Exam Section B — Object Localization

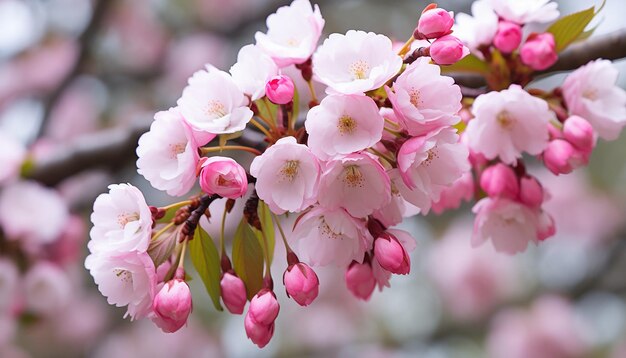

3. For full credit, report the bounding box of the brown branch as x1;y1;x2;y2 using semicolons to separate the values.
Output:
453;28;626;88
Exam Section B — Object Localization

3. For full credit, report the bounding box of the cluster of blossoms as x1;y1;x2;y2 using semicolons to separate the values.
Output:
83;0;626;348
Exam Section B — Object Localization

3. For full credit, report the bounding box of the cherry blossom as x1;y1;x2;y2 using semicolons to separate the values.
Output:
305;94;383;159
23;262;72;316
291;206;372;267
386;57;462;136
177;66;253;134
453;0;498;55
318;153;391;218
137;108;214;197
88;184;153;254
250;136;320;214
230;44;278;101
487;0;559;24
198;156;248;199
465;85;552;164
255;0;324;67
313;30;402;94
562;59;626;140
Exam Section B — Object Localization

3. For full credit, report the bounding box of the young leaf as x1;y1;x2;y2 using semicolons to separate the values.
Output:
219;131;244;148
547;5;597;52
157;201;188;224
232;219;265;300
252;200;275;265
440;54;489;74
189;226;223;311
254;98;278;123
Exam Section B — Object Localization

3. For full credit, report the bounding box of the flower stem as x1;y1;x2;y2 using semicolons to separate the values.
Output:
397;36;415;57
249;118;274;139
201;145;262;156
306;79;318;104
160;200;192;212
219;202;228;256
271;213;293;254
152;222;174;242
177;239;187;269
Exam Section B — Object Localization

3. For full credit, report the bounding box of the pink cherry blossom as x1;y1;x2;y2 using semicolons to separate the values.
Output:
255;0;324;67
230;44;278;101
562;59;626;140
520;33;558;71
0;181;69;245
373;170;420;227
305;94;383;159
137;108;214;197
0;131;25;185
244;311;275;348
318;153;391;218
220;272;247;315
248;289;280;326
519;176;544;208
283;262;319;306
313;30;403;94
152;277;193;333
542;139;588;175
396;128;470;213
417;8;454;39
291;206;372;267
0;258;19;312
431;171;475;214
88;184;153;254
373;234;410;275
453;0;498;55
198;156;248;199
250;136;320;214
345;261;376;300
472;197;545;254
177;66;253;134
429;35;469;65
85;251;157;320
386;57;462;136
487;0;559;24
487;296;586;358
265;75;295;104
23;262;72;316
465;84;552;164
480;163;519;199
493;20;522;54
562;115;595;152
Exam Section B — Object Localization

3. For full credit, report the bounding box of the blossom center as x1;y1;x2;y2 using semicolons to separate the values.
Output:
496;111;515;129
285;38;301;47
349;60;370;80
583;88;598;100
114;269;133;284
409;88;422;108
343;165;364;188
206;100;227;119
337;115;357;134
422;148;439;167
280;160;300;182
217;175;233;186
117;212;140;228
319;218;340;240
169;142;186;159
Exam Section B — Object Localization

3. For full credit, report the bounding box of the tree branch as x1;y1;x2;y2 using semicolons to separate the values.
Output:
453;28;626;88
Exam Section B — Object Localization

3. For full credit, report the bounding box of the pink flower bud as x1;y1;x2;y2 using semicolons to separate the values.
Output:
417;8;454;39
152;278;192;333
374;235;410;275
493;20;522;54
198;156;248;199
244;311;274;348
345;261;376;301
542;139;588;175
248;289;280;326
429;35;469;65
520;33;558;71
283;263;319;306
538;212;556;241
480;163;519;199
265;75;295;105
220;272;247;314
519;176;544;208
563;115;595;152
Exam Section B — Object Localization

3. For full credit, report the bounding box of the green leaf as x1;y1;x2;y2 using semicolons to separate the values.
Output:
547;4;598;52
157;202;188;224
253;201;275;265
440;54;489;74
232;219;265;300
189;226;223;311
254;98;278;123
291;85;300;127
219;131;243;148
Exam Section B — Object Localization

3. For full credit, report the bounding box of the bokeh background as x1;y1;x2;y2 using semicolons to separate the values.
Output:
1;0;626;357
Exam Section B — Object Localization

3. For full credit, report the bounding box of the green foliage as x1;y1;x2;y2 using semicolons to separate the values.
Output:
547;1;604;52
252;200;275;265
232;219;265;300
440;54;489;74
219;131;244;148
189;226;223;311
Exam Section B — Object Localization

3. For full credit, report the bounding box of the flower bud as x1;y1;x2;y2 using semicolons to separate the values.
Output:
265;75;295;105
198;156;248;199
480;163;519;199
248;289;280;326
538;212;556;241
519;176;544;208
417;8;454;39
493;20;522;54
429;35;469;65
345;261;376;301
283;263;319;306
220;272;247;314
563;115;595;152
374;235;410;275
542;139;588;175
244;311;274;348
152;278;193;333
520;33;558;71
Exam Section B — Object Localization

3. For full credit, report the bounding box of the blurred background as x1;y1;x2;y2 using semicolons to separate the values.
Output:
1;0;626;357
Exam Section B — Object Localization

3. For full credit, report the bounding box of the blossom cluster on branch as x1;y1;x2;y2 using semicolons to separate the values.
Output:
72;0;626;348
